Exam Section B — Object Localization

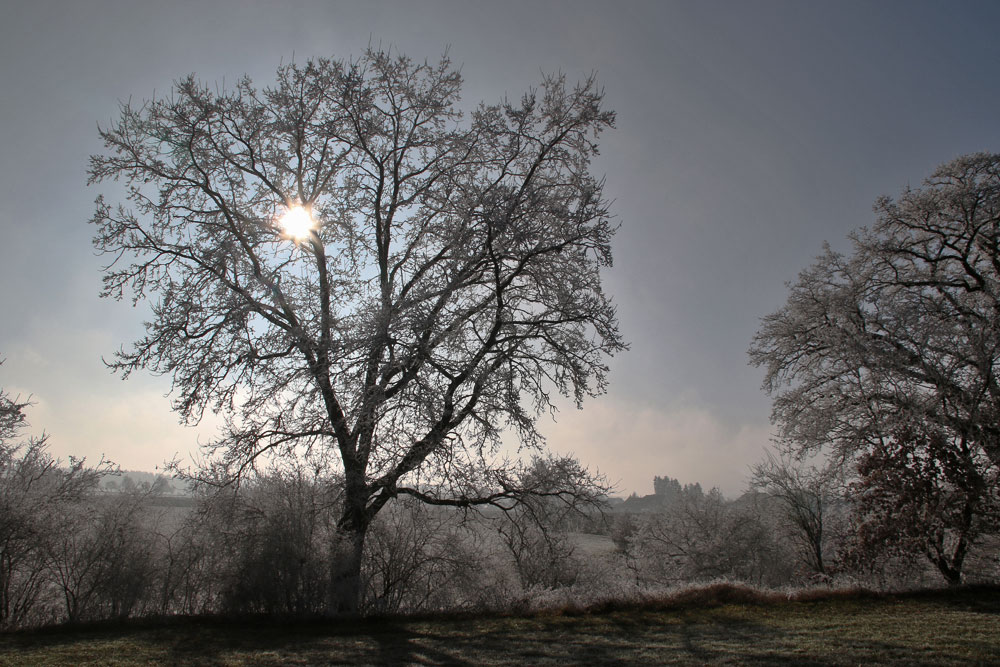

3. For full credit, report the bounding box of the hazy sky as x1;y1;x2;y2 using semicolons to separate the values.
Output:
2;1;999;496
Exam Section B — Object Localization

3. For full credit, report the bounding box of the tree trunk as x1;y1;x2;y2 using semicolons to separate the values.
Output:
935;557;963;587
329;485;370;615
929;502;973;587
329;527;366;615
928;532;968;587
808;526;826;576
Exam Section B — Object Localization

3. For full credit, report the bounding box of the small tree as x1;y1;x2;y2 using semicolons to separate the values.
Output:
89;48;623;613
495;456;605;591
750;452;843;578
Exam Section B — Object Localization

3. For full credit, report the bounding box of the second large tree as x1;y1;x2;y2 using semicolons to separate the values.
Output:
750;153;1000;582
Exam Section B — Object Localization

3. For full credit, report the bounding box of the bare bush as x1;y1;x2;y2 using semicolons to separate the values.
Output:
45;488;159;622
362;500;482;614
493;505;581;591
152;512;219;616
0;369;111;629
621;488;794;588
0;439;104;628
199;468;340;616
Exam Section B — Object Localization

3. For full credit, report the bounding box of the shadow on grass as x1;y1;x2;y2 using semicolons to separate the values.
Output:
2;585;998;665
0;612;786;665
156;618;484;666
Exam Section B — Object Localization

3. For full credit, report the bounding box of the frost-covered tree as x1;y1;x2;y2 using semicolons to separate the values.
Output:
89;49;622;613
751;153;1000;465
750;453;843;577
750;153;1000;581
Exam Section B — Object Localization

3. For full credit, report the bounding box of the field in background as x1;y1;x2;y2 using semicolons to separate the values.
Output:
2;584;997;666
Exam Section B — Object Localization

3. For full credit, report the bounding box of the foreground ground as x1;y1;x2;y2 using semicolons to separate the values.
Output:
1;585;998;665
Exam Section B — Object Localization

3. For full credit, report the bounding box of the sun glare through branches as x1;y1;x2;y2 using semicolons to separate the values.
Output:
278;205;316;241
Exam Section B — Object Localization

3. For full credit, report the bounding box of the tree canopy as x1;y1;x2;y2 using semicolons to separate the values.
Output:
751;153;1000;462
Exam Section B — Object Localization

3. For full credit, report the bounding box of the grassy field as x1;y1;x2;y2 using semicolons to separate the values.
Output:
1;585;997;665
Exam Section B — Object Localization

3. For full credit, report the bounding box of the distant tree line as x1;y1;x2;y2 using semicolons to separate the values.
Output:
653;476;703;500
2;369;998;629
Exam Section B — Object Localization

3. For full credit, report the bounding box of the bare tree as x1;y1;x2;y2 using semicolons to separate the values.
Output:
362;498;475;614
750;452;843;578
88;49;623;613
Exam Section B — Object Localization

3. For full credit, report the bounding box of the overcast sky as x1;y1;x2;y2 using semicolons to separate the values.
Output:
2;0;999;496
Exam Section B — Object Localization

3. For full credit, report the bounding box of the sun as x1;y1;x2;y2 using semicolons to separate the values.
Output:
278;205;316;241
